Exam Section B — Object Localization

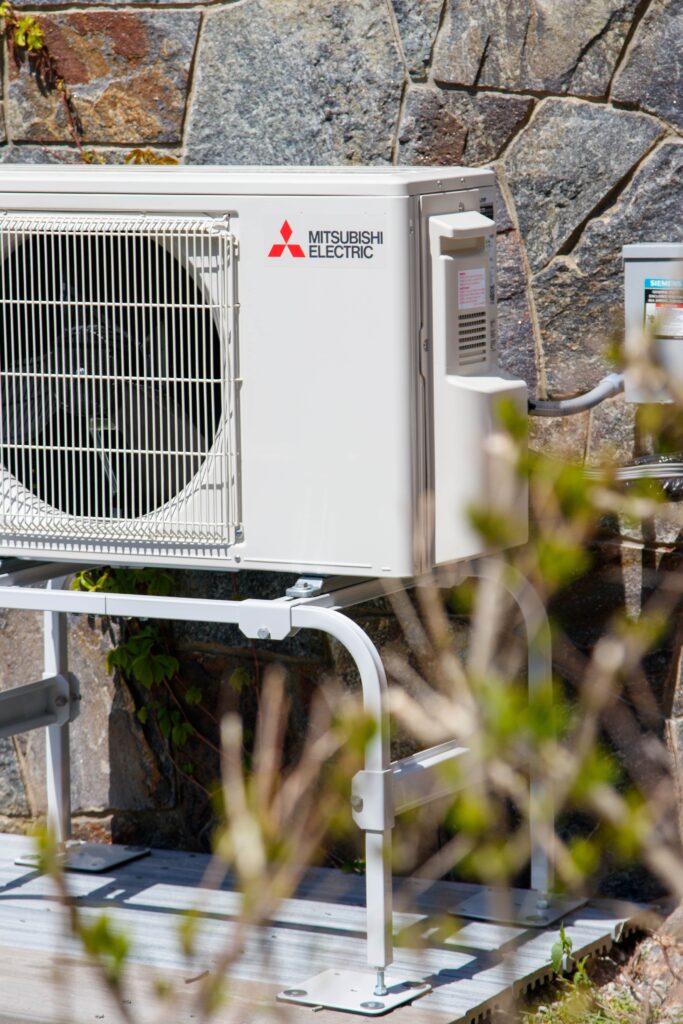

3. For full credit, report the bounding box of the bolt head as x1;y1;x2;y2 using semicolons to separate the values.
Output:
351;795;363;812
257;627;270;640
55;696;68;708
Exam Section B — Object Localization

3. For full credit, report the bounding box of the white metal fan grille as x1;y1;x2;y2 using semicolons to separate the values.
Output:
0;213;236;546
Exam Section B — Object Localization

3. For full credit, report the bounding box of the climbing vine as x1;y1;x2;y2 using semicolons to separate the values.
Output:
0;2;178;165
72;567;217;791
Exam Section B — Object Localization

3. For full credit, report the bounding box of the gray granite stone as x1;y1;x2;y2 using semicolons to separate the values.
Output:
503;100;662;272
0;739;29;818
496;228;537;390
433;0;639;96
8;11;199;145
0;146;180;164
185;0;404;165
615;508;683;549
533;256;619;396
493;181;515;233
612;0;683;131
529;412;590;461
19;0;200;4
534;141;683;399
665;642;683;720
0;610;171;821
397;87;533;166
397;88;466;164
69;616;174;814
587;394;637;466
390;0;443;79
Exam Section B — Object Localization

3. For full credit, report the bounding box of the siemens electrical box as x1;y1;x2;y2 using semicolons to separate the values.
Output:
0;166;527;577
624;243;683;402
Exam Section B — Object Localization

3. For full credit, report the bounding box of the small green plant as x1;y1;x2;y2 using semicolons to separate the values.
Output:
137;699;192;748
551;922;591;985
106;624;179;690
0;1;93;160
72;567;202;765
551;922;574;974
524;987;644;1024
72;566;173;596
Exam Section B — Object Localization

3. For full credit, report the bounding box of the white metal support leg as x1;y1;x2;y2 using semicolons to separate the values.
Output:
467;560;553;896
279;604;430;1014
292;607;393;984
44;579;71;844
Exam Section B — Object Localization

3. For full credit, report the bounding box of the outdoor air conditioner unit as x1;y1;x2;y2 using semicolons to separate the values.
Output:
0;166;527;578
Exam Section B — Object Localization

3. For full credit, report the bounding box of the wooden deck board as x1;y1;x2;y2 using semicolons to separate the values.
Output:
0;833;647;1024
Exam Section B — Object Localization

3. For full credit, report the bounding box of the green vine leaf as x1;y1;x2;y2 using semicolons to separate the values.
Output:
550;922;573;974
229;667;253;693
124;148;179;166
171;720;193;748
550;938;565;974
15;15;43;50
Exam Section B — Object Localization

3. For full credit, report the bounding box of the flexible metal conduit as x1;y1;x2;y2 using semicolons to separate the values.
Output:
586;461;683;485
528;373;624;417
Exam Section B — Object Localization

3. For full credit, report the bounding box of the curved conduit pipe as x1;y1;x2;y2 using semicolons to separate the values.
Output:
528;372;624;417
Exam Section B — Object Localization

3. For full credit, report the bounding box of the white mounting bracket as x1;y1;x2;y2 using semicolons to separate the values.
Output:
351;768;395;831
0;557;560;1016
278;970;431;1015
0;673;79;740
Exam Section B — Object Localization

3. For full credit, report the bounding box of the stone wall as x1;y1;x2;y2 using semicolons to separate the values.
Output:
0;0;682;850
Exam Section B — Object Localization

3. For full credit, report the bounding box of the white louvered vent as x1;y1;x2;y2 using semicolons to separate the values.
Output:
458;311;488;367
0;214;236;546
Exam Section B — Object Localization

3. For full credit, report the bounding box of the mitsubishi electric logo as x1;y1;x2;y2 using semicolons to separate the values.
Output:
268;220;385;261
268;220;306;258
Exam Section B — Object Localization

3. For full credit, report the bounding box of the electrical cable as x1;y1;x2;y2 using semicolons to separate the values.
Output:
585;454;683;502
528;372;624;417
527;371;683;499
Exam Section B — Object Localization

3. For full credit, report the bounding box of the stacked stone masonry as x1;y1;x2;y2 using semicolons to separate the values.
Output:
0;0;682;851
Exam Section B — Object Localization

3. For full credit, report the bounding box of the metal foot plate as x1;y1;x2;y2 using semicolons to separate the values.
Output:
455;887;586;928
278;970;430;1015
16;842;150;873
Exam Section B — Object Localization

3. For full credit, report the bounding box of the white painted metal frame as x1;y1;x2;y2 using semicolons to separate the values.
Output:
0;557;554;1011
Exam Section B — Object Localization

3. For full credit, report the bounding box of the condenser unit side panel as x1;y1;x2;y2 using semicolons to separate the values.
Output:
233;195;417;577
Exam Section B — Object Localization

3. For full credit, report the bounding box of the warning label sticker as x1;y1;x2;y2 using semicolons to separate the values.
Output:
458;268;487;310
644;277;683;340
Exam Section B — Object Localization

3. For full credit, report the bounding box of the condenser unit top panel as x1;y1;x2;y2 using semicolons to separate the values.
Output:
623;243;683;260
0;165;494;198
